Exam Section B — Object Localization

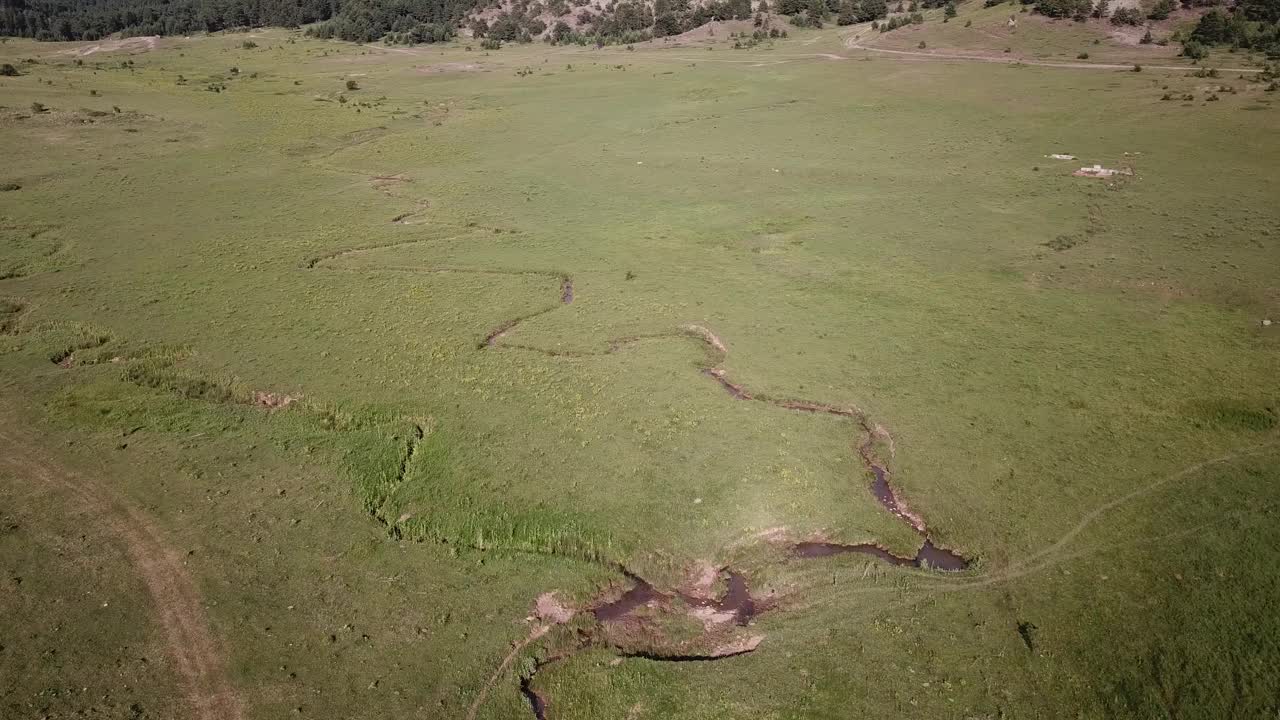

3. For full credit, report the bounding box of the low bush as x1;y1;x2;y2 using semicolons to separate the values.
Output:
1182;40;1209;59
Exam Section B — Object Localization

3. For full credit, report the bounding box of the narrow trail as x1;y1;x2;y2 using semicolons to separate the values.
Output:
838;30;1265;73
465;624;552;720
0;422;246;720
927;440;1280;592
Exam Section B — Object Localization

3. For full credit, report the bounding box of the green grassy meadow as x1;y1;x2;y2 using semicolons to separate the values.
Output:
2;16;1279;719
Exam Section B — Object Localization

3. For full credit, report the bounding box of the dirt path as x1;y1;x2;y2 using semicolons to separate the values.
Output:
839;32;1264;72
947;440;1280;589
465;624;552;720
0;422;246;720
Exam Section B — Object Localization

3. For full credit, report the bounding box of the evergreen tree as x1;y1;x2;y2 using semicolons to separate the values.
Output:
860;0;888;20
1147;0;1174;20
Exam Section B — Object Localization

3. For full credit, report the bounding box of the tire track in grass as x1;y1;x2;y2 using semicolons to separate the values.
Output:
0;421;246;720
465;624;553;720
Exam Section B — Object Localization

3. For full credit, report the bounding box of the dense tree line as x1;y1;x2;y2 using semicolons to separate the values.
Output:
1183;1;1280;57
16;0;1271;54
305;0;471;42
1;0;340;40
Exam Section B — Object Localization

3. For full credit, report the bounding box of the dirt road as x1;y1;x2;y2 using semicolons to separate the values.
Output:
0;423;245;720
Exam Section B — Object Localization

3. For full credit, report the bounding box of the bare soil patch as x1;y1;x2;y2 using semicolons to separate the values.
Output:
61;36;160;57
416;62;485;74
251;391;296;410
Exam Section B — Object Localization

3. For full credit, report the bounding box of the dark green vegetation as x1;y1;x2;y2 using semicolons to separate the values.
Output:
1186;4;1280;57
2;20;1280;720
0;0;338;40
7;0;1279;54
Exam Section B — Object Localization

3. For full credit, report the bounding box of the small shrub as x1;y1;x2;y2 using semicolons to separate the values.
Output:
0;183;20;192
1132;63;1142;72
0;63;18;76
1181;40;1207;60
1161;92;1173;100
30;101;46;113
965;19;972;25
242;40;258;49
1077;51;1089;59
918;40;927;48
1046;234;1083;251
1140;29;1153;44
481;38;502;50
345;79;359;90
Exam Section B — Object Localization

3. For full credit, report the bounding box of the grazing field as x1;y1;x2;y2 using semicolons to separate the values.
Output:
2;17;1279;720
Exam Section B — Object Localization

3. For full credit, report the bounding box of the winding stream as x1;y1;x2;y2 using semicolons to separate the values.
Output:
303;179;972;720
